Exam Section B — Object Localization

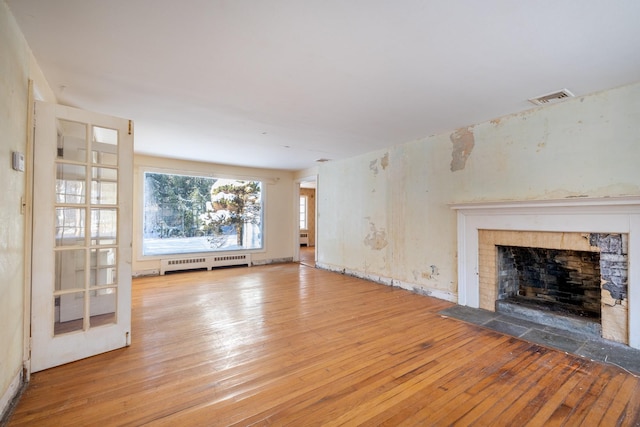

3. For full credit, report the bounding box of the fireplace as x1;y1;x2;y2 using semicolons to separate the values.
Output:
496;245;603;319
451;197;640;349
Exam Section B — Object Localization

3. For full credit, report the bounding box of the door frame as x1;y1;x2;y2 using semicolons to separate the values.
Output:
294;174;318;265
22;81;35;379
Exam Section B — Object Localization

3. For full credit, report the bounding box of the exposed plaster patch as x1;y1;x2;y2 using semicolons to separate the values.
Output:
364;222;388;250
450;127;475;172
369;159;379;175
421;265;440;280
380;152;389;170
431;265;439;276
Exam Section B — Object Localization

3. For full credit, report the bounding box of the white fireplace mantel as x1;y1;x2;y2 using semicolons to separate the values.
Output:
451;196;640;349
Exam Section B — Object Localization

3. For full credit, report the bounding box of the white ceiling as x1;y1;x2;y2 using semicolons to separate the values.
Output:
7;0;640;171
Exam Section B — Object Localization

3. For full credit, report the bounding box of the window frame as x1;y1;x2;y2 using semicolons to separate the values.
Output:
139;167;266;259
299;195;308;230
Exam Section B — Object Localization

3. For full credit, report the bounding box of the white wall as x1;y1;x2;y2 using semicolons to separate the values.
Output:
132;155;295;275
317;82;640;301
0;1;29;416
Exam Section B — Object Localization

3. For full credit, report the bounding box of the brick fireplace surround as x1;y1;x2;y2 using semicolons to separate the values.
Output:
451;197;640;349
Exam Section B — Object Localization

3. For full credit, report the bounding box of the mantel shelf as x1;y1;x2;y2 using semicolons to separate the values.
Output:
450;196;640;211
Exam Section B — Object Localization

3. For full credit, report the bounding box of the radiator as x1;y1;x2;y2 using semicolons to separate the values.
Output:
160;253;252;275
299;232;309;246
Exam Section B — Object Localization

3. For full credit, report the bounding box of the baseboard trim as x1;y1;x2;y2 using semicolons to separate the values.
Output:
132;269;160;277
251;257;293;266
0;369;24;424
316;262;457;303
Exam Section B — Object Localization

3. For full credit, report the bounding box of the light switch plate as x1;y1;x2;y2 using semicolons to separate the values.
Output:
12;151;25;172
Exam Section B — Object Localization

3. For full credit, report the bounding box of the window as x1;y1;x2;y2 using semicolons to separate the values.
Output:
143;171;262;256
300;196;307;230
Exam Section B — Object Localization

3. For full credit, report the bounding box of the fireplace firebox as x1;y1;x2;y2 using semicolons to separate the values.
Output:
496;246;602;319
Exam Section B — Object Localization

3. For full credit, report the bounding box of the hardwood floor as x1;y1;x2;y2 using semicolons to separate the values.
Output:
299;245;315;267
9;262;640;426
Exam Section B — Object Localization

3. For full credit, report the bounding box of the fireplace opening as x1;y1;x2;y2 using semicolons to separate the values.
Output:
496;246;601;320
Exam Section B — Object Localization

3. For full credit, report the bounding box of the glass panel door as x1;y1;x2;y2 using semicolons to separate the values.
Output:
31;101;132;372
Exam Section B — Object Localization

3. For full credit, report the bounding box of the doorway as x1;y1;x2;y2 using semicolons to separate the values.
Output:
299;179;316;267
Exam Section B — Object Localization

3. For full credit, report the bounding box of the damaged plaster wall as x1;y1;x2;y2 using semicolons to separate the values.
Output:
319;150;392;278
316;82;640;302
450;127;475;172
0;0;26;410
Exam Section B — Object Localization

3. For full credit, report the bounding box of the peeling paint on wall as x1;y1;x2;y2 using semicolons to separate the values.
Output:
430;264;439;276
380;152;389;170
450;127;475;172
364;222;388;250
370;153;389;176
369;159;379;175
421;265;440;280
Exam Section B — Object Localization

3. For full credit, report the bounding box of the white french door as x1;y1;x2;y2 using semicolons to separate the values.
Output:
31;101;133;372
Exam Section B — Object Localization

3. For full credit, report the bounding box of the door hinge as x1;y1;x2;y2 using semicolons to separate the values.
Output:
128;120;132;135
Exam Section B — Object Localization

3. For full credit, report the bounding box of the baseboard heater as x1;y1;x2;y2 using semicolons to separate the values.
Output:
160;253;252;275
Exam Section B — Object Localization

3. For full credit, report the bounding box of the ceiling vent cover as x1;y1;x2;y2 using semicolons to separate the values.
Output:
528;88;575;105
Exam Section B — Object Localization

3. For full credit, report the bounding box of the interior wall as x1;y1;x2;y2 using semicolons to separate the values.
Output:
300;188;316;246
132;155;295;275
0;1;29;416
317;82;640;302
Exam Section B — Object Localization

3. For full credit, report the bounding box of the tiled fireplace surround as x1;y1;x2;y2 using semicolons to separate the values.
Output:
452;197;640;349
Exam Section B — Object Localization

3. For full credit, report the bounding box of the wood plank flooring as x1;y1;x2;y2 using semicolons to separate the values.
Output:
9;262;640;426
299;245;315;267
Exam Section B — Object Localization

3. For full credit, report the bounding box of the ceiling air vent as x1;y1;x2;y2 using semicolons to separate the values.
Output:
528;88;575;106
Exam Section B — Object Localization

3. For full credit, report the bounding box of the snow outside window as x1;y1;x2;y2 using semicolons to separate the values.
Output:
142;171;263;256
